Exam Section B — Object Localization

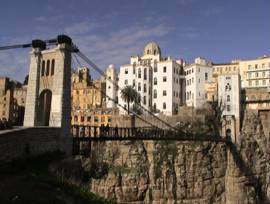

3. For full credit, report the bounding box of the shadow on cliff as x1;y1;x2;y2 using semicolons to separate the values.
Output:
227;142;269;203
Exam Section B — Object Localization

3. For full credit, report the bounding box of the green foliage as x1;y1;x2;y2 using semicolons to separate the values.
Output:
0;153;115;204
153;141;177;179
120;85;140;114
248;189;257;199
108;163;131;174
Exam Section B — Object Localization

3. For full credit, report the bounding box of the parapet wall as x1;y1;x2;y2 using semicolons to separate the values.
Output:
0;127;61;163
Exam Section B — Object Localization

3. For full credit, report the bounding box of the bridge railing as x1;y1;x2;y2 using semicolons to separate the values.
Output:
71;125;166;138
70;125;229;142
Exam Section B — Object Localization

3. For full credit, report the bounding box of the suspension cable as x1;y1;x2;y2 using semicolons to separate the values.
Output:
71;53;160;129
76;51;177;130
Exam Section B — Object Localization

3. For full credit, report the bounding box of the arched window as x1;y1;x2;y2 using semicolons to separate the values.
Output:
46;60;50;76
153;103;156;111
154;49;156;55
153;89;157;98
163;102;166;109
154;77;157;85
144;68;147;80
227;95;230;102
144;84;147;93
138;68;141;78
51;59;55;76
41;60;45;76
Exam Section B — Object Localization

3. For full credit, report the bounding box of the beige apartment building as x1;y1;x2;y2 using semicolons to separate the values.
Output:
0;77;26;125
71;67;115;127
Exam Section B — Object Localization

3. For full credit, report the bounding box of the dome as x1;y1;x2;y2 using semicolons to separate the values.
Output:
108;64;114;69
143;42;161;56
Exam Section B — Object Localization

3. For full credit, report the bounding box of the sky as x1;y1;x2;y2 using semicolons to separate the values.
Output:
0;0;269;82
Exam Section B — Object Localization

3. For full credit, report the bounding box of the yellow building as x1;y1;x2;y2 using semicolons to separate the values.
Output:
71;67;115;127
0;77;26;125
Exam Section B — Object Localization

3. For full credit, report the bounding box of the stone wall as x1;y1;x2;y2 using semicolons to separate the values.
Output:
0;127;61;163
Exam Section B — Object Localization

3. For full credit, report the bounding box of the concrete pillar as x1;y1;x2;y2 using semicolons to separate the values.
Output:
23;48;42;126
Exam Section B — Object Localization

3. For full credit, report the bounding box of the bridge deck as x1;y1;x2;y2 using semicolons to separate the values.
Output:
71;125;230;143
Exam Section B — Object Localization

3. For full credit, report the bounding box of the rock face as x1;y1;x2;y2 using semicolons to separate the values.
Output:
80;111;270;204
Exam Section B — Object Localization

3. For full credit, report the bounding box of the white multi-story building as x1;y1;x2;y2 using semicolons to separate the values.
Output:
184;57;213;108
106;42;185;115
218;74;241;142
105;64;118;108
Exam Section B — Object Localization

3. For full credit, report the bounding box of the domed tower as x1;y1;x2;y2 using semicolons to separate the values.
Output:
143;42;161;56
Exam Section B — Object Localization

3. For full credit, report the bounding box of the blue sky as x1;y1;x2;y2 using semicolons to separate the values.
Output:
0;0;269;81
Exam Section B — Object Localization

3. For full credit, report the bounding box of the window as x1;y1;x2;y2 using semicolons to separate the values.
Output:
144;84;147;93
87;116;91;122
138;82;141;91
205;73;208;80
154;90;157;98
248;65;251;70
133;67;135;74
249;81;252;86
94;117;99;122
255;64;258;69
163;102;166;109
144;68;147;80
51;59;55;76
163;66;166;72
132;79;135;87
225;83;231;91
248;73;252;78
153;103;157;110
255;72;259;77
227;105;231;112
143;96;146;105
41;60;45;76
138;69;141;78
46;60;50;76
262;63;265;68
227;95;230;102
154;77;157;85
163;76;167;82
74;116;78;122
262;72;265;77
154;60;157;72
263;80;266;85
125;69;128;74
81;116;84;122
256;80;259;86
125;79;128;85
163;90;167;96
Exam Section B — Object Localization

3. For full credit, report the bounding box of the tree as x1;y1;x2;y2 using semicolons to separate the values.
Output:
120;85;140;114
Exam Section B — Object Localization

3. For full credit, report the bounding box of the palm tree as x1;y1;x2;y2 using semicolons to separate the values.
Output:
120;85;140;114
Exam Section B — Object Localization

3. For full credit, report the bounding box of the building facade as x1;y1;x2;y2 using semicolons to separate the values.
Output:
107;42;185;115
0;77;26;125
218;74;241;142
184;57;213;108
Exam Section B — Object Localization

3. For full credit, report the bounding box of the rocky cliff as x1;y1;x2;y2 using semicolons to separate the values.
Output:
71;111;270;204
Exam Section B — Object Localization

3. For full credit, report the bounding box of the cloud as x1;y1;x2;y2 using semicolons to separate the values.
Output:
72;23;172;76
64;20;99;36
177;0;198;5
203;7;222;17
0;13;172;81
